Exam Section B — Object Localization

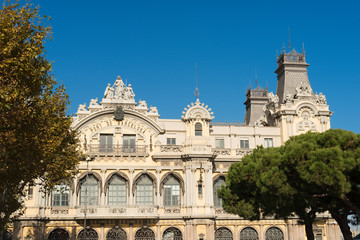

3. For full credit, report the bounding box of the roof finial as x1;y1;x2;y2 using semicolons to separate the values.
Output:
302;42;306;54
282;42;286;53
194;63;200;99
255;68;258;86
288;27;292;50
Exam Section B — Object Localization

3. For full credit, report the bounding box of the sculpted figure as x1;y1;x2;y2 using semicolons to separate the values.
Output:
316;92;327;104
114;78;124;99
138;99;147;108
284;92;293;103
78;103;87;112
149;106;158;114
104;83;114;99
124;84;135;100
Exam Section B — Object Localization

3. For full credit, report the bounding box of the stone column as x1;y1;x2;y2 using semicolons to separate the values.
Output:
260;223;263;240
234;225;239;240
129;169;134;205
129;222;134;240
156;169;161;206
206;222;214;240
157;225;161;239
185;164;192;214
204;163;213;213
101;169;106;205
73;176;78;206
100;225;104;240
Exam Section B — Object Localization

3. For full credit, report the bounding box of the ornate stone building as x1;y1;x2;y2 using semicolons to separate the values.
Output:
13;48;339;240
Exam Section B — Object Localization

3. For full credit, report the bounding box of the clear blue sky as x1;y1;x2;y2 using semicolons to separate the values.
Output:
34;0;360;133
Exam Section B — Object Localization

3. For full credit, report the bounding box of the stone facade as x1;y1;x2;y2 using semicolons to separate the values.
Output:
13;49;339;240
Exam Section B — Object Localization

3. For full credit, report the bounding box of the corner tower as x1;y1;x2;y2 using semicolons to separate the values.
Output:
275;48;312;103
244;86;269;125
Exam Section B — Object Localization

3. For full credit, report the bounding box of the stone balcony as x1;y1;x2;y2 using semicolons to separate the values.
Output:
87;144;147;157
73;205;159;219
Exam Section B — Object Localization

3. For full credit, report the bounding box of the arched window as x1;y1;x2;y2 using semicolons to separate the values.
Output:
52;183;70;207
135;228;155;240
108;175;127;205
213;177;226;207
80;175;99;206
106;227;127;240
163;175;180;206
240;227;258;240
48;228;70;240
162;227;182;240
265;227;283;240
195;123;202;136
214;227;233;240
78;228;98;240
136;174;154;205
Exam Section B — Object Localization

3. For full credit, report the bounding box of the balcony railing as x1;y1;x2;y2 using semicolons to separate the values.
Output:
88;144;147;156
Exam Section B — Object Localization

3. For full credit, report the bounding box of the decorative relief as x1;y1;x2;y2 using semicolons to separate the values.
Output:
295;81;312;97
297;109;317;131
213;149;231;155
164;208;181;214
192;146;207;152
138;207;155;213
108;207;127;214
51;209;69;215
80;208;97;214
103;76;135;101
84;116;150;134
236;149;253;156
284;91;294;103
160;145;183;152
182;98;214;121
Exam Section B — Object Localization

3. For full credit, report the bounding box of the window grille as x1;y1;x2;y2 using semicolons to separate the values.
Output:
265;227;283;240
195;123;202;136
52;183;70;207
163;175;180;206
136;174;154;205
106;227;127;240
214;227;233;240
108;175;127;205
135;228;155;240
213;177;226;207
80;175;99;206
48;228;70;240
240;227;258;240
78;228;98;240
162;227;183;240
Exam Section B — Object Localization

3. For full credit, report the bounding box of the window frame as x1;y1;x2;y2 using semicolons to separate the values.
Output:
166;138;176;145
264;138;274;148
107;175;127;205
215;138;225;148
195;123;202;136
79;175;99;206
52;183;70;207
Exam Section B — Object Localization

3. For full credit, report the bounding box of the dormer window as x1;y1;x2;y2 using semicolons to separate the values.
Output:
195;123;202;136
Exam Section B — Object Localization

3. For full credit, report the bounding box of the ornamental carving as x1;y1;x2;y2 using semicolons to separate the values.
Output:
236;149;253;156
103;76;135;101
80;208;97;214
213;149;231;155
164;208;181;214
297;109;317;132
108;207;127;214
160;145;183;152
138;207;155;213
182;99;214;121
51;209;69;215
295;82;312;97
106;227;127;240
135;228;155;240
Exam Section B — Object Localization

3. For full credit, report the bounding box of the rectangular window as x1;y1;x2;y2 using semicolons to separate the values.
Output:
52;184;70;206
198;183;203;198
123;135;136;153
27;185;33;200
240;139;249;149
264;138;273;148
215;138;224;148
99;134;113;152
167;138;176;145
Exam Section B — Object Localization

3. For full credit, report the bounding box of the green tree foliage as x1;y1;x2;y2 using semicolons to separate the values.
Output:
219;129;360;240
0;1;82;231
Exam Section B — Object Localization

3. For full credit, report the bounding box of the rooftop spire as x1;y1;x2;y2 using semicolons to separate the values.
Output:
194;63;200;99
288;27;292;50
